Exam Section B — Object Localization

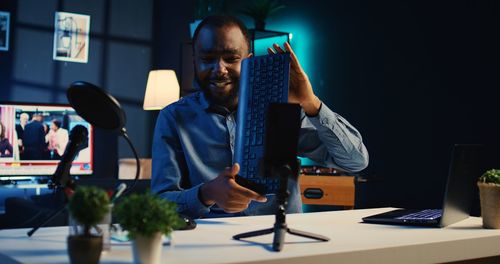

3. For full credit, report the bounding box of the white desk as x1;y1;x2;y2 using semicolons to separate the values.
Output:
1;208;500;264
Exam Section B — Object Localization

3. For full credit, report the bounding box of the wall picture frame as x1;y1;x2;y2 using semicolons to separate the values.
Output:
53;12;90;63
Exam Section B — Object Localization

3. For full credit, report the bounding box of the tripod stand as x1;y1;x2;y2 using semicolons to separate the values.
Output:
233;164;330;252
27;180;75;237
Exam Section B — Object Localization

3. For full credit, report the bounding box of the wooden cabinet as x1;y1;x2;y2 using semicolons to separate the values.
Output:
299;175;355;209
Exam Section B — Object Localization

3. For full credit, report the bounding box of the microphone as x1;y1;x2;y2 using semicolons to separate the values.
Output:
27;125;89;237
50;125;89;192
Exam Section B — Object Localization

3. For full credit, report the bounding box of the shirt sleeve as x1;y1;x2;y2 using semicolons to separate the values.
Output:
151;108;211;218
298;102;369;172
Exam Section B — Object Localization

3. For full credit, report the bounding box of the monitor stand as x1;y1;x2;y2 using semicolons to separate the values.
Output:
233;164;330;252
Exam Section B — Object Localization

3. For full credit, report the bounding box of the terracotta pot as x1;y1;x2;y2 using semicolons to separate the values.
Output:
132;232;163;264
478;182;500;229
67;235;103;264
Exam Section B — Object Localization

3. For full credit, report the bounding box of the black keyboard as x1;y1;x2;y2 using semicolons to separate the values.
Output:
234;53;291;194
396;209;443;220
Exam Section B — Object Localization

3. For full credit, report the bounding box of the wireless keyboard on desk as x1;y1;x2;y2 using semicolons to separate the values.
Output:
234;53;291;195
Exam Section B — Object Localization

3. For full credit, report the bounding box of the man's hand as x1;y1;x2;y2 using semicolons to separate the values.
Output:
268;42;322;116
199;163;267;213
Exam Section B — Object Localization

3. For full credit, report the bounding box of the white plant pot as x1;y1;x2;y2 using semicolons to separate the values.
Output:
478;182;500;229
132;232;163;264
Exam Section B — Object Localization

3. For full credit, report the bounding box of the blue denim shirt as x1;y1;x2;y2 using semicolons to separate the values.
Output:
151;92;368;218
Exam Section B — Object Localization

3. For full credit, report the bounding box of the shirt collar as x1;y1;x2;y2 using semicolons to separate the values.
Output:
199;91;210;110
199;92;233;117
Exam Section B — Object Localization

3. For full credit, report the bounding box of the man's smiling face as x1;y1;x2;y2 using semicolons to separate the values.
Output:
193;24;251;111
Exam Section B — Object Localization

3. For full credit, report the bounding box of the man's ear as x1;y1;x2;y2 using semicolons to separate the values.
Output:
247;53;253;58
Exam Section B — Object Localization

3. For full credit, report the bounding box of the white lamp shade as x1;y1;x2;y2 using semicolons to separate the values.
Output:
143;70;180;110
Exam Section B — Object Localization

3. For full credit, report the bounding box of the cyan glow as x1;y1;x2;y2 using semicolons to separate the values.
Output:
253;35;289;56
298;156;317;166
263;19;313;76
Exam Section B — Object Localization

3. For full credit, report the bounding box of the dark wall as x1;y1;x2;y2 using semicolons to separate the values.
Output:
156;0;500;209
271;0;500;208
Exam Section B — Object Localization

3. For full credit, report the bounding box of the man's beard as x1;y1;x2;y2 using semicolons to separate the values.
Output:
196;75;239;111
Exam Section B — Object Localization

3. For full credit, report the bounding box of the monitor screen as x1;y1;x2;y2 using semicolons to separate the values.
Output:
0;102;93;177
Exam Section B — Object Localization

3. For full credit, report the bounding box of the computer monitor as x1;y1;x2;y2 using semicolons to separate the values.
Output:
0;102;93;178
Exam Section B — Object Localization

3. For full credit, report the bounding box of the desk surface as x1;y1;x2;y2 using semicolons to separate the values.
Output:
1;208;500;264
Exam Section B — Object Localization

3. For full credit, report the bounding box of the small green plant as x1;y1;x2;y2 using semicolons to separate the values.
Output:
114;192;184;239
68;186;110;237
479;169;500;184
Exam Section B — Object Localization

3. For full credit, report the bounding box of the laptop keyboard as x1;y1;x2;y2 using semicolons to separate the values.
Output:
396;209;443;220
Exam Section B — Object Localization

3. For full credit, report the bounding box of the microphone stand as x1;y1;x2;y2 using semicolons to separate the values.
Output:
27;180;75;237
27;125;87;237
27;127;140;238
233;161;330;252
119;127;140;197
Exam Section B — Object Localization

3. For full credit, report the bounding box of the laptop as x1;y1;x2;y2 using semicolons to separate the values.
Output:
362;144;483;227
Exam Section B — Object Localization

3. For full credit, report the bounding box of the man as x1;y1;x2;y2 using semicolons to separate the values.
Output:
15;112;29;157
152;15;368;219
22;112;46;160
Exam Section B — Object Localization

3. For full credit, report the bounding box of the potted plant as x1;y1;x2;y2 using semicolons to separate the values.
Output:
67;186;110;264
114;192;184;264
478;169;500;229
240;0;285;31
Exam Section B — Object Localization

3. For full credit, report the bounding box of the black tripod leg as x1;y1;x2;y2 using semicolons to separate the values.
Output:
287;228;330;242
27;204;66;237
272;226;286;251
233;227;274;240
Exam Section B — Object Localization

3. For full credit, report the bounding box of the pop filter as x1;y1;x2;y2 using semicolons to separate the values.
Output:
67;81;126;133
66;81;140;196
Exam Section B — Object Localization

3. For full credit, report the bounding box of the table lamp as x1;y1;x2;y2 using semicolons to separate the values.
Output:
143;70;180;110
